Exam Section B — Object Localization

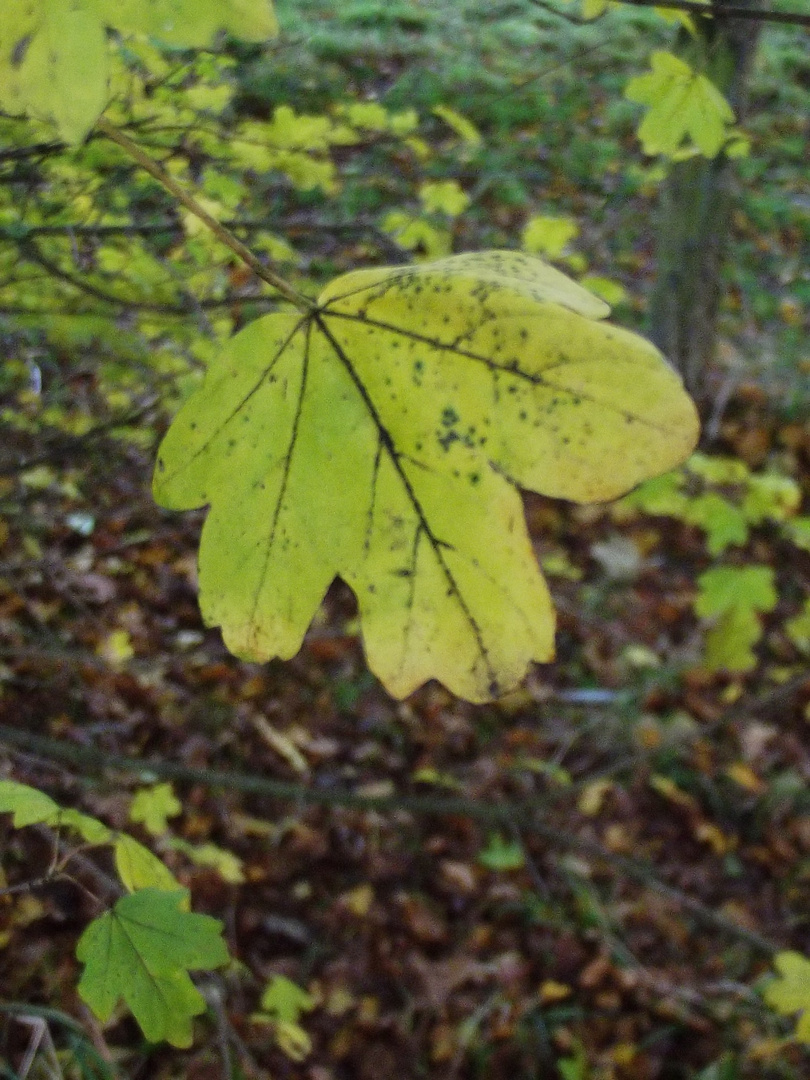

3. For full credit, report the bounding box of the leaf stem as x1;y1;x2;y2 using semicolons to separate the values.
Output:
95;117;314;314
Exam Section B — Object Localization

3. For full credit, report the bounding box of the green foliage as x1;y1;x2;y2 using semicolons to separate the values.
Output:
618;454;807;673
114;832;184;893
0;779;112;842
0;779;232;1044
521;215;580;259
785;600;810;654
129;782;182;836
624;50;738;159
695;565;777;672
0;0;278;142
252;975;316;1062
621;454;803;556
153;250;697;702
259;974;315;1024
0;779;61;827
76;888;229;1047
557;1039;589;1080
763;951;810;1044
166;838;246;883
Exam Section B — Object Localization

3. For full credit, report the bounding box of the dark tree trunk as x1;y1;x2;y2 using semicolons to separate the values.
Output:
648;2;762;402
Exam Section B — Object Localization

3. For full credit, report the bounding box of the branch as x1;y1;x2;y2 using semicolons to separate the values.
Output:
613;0;810;27
0;216;408;260
0;296;278;317
95;117;313;313
0;723;782;955
0;398;159;475
17;237;201;314
0;140;64;163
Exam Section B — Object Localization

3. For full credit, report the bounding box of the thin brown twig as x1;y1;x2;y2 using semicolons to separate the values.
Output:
95;117;313;313
0;723;782;955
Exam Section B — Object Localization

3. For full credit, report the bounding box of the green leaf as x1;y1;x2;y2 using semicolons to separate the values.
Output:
683;493;748;555
686;454;749;485
0;781;110;841
153;251;699;703
703;606;762;673
275;1019;313;1061
129;783;182;837
624;51;736;158
694;566;777;618
431;104;481;146
763;951;810;1044
58;809;113;844
76;888;229;1047
521;215;580;259
260;975;315;1024
478;833;525;871
619;470;688;518
784;517;810;553
696;565;777;673
0;0;277;143
741;473;801;525
419;180;470;217
114;833;184;894
105;0;278;45
167;839;246;884
0;780;60;826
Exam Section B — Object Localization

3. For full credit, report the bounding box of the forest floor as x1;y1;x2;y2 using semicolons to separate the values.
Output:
1;1;809;1078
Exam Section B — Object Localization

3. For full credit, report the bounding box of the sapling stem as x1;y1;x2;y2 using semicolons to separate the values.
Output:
95;116;314;314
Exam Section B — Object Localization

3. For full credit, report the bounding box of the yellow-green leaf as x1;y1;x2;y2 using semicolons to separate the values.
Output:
105;0;278;45
624;50;736;159
764;951;810;1044
260;974;315;1023
0;0;277;142
786;600;810;654
419;180;470;217
58;809;112;844
168;839;245;884
114;833;183;894
432;104;482;146
153;251;698;703
0;780;60;827
703;606;762;672
521;215;579;259
129;783;182;837
0;781;110;842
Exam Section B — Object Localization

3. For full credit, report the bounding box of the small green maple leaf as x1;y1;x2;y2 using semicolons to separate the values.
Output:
695;566;777;619
129;782;182;836
695;565;777;673
683;493;749;555
522;215;580;259
764;951;810;1044
260;975;315;1024
114;833;184;894
625;50;736;158
419;180;471;217
0;780;111;842
77;888;229;1047
0;780;60;827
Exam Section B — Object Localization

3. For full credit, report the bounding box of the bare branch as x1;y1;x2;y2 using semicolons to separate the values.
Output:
96;117;314;313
